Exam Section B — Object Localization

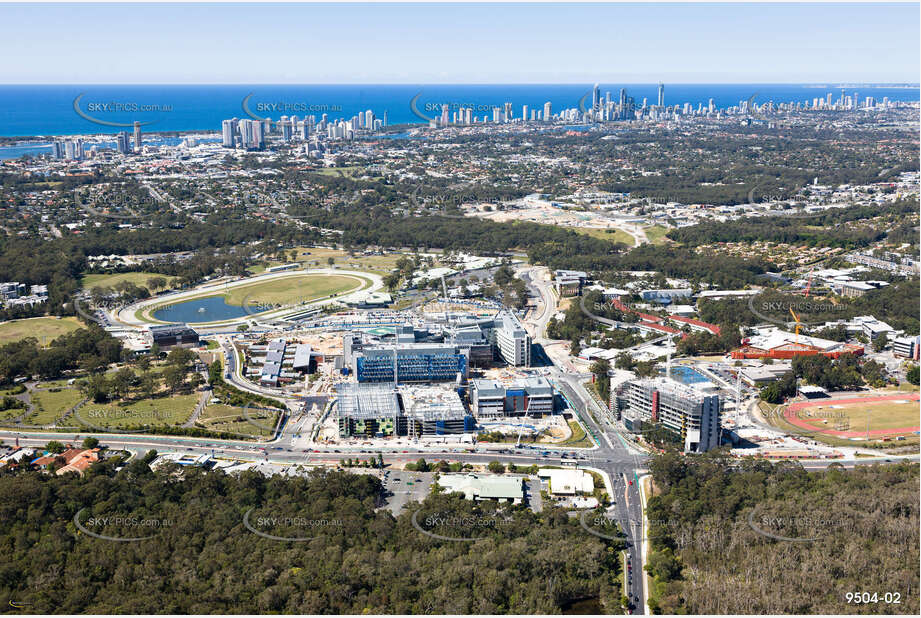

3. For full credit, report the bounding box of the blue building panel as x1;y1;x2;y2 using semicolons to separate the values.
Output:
356;353;467;383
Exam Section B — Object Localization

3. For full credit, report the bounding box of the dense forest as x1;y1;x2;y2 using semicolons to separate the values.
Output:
0;461;625;614
645;453;919;614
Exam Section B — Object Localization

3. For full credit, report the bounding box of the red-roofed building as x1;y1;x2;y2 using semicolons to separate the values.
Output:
31;447;100;476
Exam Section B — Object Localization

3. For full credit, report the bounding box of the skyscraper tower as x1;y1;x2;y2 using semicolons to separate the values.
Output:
133;121;142;151
592;83;601;113
657;83;665;107
544;101;552;122
280;116;292;141
221;120;234;148
253;121;264;149
116;132;131;154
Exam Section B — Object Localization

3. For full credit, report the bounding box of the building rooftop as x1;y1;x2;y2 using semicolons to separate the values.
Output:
336;383;401;419
438;473;523;501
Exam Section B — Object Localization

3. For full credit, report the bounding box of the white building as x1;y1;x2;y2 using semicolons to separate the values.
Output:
538;468;595;496
493;311;531;367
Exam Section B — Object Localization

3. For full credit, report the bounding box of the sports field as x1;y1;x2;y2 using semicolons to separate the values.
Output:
0;316;83;345
784;393;920;439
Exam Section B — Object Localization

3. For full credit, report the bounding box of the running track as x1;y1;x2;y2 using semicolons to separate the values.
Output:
785;393;920;437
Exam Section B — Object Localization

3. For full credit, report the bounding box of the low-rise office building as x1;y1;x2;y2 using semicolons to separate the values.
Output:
437;473;524;504
893;336;920;360
147;324;199;350
470;377;554;417
538;468;594;496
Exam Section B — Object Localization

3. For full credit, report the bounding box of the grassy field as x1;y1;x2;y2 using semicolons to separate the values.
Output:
250;246;408;276
795;399;919;435
574;227;635;246
34;378;75;390
76;394;199;430
644;225;671;245
297;247;401;275
0;316;83;346
197;403;278;438
222;274;363;306
761;397;920;448
26;388;85;426
81;272;179;291
559;420;594;448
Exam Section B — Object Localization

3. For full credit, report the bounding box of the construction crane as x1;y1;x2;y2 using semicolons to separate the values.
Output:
803;265;816;298
789;307;802;344
440;274;451;326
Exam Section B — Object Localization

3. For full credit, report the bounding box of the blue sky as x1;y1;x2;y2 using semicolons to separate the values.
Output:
1;2;918;83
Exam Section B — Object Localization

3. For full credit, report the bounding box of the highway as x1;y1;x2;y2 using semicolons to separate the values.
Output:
519;264;649;611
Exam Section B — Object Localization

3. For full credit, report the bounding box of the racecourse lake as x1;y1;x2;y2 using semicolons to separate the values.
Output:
152;295;249;323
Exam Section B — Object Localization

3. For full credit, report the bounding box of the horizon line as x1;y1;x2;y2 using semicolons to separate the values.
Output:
2;81;920;87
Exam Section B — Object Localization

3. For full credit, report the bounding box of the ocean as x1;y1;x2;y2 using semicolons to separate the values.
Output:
0;83;918;157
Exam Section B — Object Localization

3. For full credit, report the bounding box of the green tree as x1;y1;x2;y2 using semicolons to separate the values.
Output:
45;440;65;454
162;365;187;393
590;358;611;403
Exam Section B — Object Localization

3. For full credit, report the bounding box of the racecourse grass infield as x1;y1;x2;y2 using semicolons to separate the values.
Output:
140;273;367;322
221;274;363;306
783;393;920;439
